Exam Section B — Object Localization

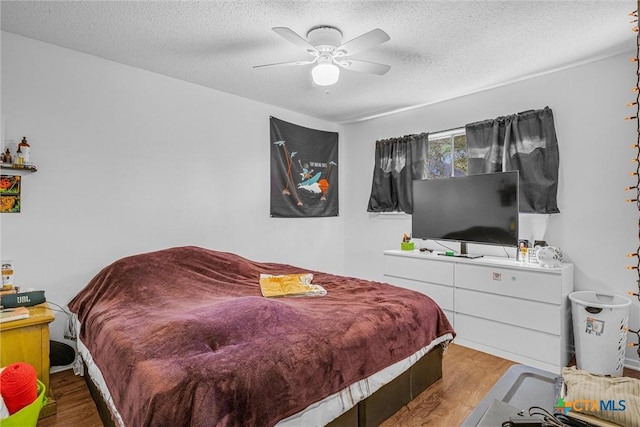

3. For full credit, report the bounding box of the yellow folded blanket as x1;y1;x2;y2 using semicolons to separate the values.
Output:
259;273;327;298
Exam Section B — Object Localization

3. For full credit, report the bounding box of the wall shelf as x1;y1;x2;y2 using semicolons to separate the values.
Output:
0;163;37;173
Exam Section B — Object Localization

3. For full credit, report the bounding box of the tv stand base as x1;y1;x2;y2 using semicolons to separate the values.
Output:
437;253;484;259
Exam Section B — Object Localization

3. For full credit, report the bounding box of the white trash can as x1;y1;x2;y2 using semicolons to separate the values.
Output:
568;291;632;377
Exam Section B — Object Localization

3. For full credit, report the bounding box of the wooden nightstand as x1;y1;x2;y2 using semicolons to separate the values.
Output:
0;303;57;418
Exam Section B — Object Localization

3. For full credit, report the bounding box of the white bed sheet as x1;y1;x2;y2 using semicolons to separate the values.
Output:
75;319;452;427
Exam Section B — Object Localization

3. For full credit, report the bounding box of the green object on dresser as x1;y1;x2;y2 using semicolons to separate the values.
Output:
400;242;414;251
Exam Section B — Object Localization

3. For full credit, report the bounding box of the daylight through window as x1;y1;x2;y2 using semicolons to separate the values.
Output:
427;129;467;178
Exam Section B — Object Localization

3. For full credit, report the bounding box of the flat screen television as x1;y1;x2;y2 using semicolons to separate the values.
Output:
411;171;519;258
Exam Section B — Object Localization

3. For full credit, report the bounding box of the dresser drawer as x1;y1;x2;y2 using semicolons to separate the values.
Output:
383;255;454;286
455;264;562;304
455;313;561;366
385;276;454;312
456;289;560;335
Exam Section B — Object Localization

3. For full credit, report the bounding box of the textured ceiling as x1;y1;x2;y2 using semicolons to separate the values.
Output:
1;1;636;123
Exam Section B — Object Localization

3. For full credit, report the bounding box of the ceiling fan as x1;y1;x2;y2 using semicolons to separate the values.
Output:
253;26;391;86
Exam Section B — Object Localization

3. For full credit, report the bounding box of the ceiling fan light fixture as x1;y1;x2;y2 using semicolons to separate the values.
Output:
312;60;340;86
256;26;391;85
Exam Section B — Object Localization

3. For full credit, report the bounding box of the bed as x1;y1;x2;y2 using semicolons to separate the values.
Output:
67;246;455;427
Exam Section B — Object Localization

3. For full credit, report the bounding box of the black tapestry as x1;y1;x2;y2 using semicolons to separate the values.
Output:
270;117;338;218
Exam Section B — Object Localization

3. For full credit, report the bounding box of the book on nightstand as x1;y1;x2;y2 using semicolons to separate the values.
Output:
0;306;30;323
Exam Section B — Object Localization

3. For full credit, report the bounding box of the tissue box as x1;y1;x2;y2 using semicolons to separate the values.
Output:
401;242;414;251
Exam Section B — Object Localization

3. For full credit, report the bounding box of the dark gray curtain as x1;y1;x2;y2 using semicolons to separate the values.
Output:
465;107;560;214
367;133;429;214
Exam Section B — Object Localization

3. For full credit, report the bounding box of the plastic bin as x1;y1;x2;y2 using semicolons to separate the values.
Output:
568;291;632;377
1;380;46;427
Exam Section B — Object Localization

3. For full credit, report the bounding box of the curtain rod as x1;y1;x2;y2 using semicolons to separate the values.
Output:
414;125;466;137
431;125;466;135
378;126;465;143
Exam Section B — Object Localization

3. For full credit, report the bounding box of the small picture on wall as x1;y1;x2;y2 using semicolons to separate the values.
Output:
0;175;21;213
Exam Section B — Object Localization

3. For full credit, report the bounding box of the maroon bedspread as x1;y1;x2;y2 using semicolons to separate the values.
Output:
68;246;454;427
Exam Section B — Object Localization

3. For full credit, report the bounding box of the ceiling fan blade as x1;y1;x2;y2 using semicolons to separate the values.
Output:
334;28;390;57
335;59;391;75
272;27;318;55
253;59;317;69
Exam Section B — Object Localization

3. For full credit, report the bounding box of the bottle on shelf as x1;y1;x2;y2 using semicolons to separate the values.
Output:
18;137;30;164
1;148;12;164
15;146;23;166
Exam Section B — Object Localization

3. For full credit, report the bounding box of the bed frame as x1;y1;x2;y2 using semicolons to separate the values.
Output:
327;345;443;427
84;345;443;427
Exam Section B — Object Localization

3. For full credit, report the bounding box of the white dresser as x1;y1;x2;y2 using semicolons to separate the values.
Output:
383;249;574;373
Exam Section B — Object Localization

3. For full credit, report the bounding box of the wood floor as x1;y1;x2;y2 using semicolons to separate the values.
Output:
36;344;640;427
381;344;515;426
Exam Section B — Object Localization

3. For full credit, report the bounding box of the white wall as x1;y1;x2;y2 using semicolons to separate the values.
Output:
0;32;344;345
341;51;640;368
4;30;640;370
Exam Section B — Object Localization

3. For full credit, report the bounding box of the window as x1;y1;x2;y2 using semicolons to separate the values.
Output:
427;129;467;178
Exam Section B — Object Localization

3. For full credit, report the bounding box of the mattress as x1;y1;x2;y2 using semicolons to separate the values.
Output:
75;319;452;427
68;247;454;426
